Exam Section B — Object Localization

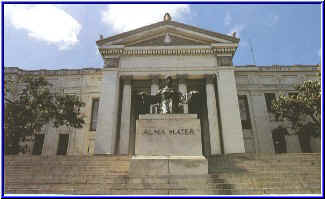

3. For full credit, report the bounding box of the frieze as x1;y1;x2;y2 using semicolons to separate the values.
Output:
99;47;236;56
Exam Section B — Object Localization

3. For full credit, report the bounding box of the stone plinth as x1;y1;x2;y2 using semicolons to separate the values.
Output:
135;114;202;156
129;155;208;176
131;114;208;175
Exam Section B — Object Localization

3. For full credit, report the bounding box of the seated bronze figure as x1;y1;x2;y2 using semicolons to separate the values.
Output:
137;76;198;114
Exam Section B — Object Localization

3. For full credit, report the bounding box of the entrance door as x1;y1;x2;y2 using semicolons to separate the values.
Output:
298;132;312;153
57;134;69;155
32;134;45;155
272;131;287;153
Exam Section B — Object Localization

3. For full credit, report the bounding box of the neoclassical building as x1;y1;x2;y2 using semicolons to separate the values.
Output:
5;14;320;156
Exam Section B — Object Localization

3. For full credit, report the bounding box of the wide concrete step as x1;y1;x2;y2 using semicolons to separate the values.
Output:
4;153;321;195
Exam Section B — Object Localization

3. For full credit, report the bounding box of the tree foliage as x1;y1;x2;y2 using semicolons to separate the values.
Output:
272;78;321;137
4;76;85;154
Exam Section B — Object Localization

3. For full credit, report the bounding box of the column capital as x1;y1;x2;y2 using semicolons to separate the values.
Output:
205;74;216;84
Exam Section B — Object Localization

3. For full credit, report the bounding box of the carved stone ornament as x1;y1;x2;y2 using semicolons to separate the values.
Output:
104;57;119;68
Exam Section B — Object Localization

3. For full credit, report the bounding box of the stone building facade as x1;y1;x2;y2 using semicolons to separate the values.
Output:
4;15;321;156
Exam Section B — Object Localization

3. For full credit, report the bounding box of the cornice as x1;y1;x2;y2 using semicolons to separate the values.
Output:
99;46;237;57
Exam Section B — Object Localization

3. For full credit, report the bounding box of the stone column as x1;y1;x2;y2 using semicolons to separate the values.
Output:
249;92;275;153
216;69;245;153
118;77;132;154
94;69;120;154
177;75;188;113
42;125;59;155
150;76;159;113
205;75;222;155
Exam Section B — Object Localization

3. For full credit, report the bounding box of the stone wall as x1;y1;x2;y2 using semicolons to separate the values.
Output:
4;153;321;195
235;65;320;153
4;65;320;155
5;67;103;156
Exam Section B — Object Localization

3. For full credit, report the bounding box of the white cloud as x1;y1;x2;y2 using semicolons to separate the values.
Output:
224;12;232;26
5;5;82;50
101;4;190;33
228;24;246;37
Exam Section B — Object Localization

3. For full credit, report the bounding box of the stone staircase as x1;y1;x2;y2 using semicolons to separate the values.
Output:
208;153;321;195
4;153;321;195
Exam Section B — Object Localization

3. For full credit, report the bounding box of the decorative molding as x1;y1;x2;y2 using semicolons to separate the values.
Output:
104;57;120;68
235;65;320;72
99;47;236;56
4;64;318;76
121;66;218;72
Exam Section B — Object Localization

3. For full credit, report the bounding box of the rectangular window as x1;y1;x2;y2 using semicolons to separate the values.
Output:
57;134;69;155
90;98;100;131
32;134;45;155
264;93;276;112
238;95;252;129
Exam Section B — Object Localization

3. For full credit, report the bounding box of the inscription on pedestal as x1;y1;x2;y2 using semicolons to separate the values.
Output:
135;114;203;156
143;128;195;136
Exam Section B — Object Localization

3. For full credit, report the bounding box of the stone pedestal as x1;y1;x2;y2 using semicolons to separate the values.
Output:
130;114;208;175
129;156;208;176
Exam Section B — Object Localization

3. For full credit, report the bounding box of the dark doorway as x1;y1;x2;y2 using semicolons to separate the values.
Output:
298;132;312;153
57;134;69;155
188;80;205;115
32;134;45;155
272;130;287;153
188;80;210;156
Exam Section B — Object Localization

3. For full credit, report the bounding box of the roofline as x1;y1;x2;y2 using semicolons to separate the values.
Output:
5;65;320;75
96;20;239;45
234;65;320;72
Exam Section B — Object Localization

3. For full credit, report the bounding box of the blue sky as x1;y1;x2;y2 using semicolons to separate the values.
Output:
3;3;322;70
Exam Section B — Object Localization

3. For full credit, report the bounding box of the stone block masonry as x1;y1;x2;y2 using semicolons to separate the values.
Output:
135;114;203;156
4;153;321;195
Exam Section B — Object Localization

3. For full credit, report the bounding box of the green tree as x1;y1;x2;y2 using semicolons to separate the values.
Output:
4;76;85;154
272;78;321;138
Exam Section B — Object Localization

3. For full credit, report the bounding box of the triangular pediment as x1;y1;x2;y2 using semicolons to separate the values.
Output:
97;20;239;48
126;33;210;47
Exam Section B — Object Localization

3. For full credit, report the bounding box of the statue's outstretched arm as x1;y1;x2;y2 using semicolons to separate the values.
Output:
181;91;199;104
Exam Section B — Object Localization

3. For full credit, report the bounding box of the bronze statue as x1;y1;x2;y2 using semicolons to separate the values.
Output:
137;76;198;114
